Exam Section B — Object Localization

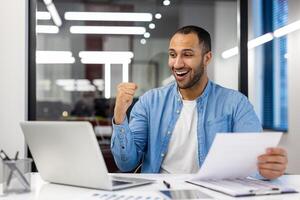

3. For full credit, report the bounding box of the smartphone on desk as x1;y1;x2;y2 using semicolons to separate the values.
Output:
160;189;213;199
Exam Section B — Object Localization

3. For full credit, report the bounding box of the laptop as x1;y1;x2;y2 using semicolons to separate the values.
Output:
20;121;154;190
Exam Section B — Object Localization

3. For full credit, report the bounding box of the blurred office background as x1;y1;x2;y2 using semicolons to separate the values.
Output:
1;0;300;174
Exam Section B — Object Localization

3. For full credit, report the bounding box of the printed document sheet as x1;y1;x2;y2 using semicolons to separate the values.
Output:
193;132;282;180
187;132;297;196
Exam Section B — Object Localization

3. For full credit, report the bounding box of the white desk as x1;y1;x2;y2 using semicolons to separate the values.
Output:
1;173;300;200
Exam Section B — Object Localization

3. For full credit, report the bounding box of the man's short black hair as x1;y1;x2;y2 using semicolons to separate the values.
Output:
172;25;211;53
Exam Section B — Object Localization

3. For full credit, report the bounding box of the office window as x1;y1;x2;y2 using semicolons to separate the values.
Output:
262;0;288;131
30;0;238;172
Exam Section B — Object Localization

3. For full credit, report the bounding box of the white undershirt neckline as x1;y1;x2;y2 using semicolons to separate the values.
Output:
160;98;199;174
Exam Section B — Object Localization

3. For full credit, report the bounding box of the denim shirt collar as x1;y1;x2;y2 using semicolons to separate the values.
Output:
173;79;212;104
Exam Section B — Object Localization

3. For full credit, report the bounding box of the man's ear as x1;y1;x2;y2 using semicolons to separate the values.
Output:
203;51;212;66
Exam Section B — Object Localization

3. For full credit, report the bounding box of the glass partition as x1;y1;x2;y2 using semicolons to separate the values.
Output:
34;0;238;171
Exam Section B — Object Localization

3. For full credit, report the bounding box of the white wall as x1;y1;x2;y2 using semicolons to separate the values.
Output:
0;0;27;180
280;0;300;174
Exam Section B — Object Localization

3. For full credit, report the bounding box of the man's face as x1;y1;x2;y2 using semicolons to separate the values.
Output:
168;33;210;89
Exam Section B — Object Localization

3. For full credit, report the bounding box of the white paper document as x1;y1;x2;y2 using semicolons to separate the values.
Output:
193;132;283;180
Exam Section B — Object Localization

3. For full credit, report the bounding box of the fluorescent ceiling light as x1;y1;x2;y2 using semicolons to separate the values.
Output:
123;63;129;83
248;33;273;49
65;12;152;22
80;51;133;64
47;4;62;26
56;79;75;87
149;23;155;29
274;20;300;37
144;32;150;38
37;51;72;58
36;25;59;34
36;51;75;64
163;0;171;6
63;85;96;92
37;57;75;64
76;79;91;86
155;13;162;19
105;63;111;99
36;11;51;20
222;19;300;59
140;39;146;45
43;0;52;5
93;79;104;91
221;47;238;59
93;79;104;86
81;58;131;64
70;26;146;35
79;51;134;59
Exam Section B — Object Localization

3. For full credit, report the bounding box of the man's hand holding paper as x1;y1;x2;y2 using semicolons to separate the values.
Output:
258;147;288;180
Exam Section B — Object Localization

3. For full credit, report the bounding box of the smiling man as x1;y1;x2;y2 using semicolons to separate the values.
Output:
111;25;288;179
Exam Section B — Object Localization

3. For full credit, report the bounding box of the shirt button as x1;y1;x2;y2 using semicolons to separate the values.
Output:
161;153;165;157
120;128;125;133
177;98;180;101
167;131;171;135
176;110;180;114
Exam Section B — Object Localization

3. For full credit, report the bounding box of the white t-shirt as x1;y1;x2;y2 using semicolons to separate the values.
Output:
160;99;199;174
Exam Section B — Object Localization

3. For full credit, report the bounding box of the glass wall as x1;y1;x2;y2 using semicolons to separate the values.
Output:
34;0;237;171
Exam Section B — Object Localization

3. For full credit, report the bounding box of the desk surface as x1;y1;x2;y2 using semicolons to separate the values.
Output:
1;173;300;200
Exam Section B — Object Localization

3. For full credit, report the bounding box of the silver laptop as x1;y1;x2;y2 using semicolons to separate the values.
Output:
20;121;154;190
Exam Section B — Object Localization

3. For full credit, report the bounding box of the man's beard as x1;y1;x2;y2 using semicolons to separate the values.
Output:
176;62;205;90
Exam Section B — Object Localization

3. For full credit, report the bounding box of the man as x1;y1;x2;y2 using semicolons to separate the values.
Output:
111;25;288;179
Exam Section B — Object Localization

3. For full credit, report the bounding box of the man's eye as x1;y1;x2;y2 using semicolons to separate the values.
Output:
184;54;193;57
169;53;176;57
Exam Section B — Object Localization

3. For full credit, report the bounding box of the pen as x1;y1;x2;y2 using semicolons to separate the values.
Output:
7;151;20;186
163;180;171;189
0;149;11;160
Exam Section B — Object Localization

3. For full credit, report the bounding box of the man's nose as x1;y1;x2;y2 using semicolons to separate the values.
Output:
173;56;184;68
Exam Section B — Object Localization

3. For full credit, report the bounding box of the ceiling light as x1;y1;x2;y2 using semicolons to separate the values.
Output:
149;23;155;29
36;11;51;20
36;51;75;64
163;0;171;6
274;20;300;37
221;33;273;59
247;33;273;49
93;79;104;86
47;4;62;27
79;51;134;59
155;13;162;19
105;63;111;99
80;51;133;64
122;63;129;83
56;79;75;87
221;47;238;59
43;0;52;5
36;25;59;34
76;79;90;86
144;32;150;38
81;58;131;64
70;26;146;35
65;12;152;22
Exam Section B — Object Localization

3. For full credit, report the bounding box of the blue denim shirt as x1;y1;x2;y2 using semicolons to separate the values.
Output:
111;80;262;173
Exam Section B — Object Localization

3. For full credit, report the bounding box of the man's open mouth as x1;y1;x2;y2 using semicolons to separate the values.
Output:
174;70;189;77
